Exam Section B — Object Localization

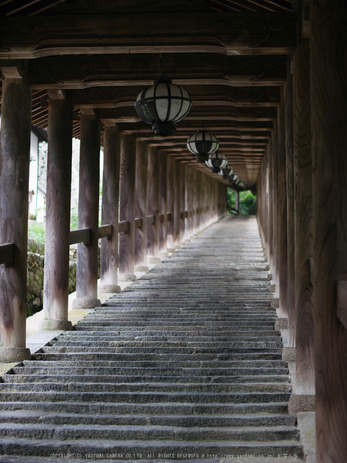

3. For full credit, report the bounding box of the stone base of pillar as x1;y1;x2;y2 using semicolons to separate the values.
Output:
158;251;169;258
282;346;296;361
135;265;150;272
288;394;315;414
99;285;122;293
39;319;73;331
118;273;137;282
275;318;288;330
72;298;101;309
0;347;31;363
167;248;176;253
271;298;280;308
268;283;276;292
148;257;161;264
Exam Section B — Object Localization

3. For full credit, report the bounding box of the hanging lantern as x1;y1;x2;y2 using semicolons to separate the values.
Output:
186;129;219;163
218;167;233;179
134;75;192;137
205;151;228;173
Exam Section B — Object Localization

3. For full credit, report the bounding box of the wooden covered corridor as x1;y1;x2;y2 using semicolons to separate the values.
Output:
0;0;347;462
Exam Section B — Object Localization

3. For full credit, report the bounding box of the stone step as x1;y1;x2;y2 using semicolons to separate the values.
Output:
0;381;291;394
48;342;284;350
0;391;291;404
11;365;289;376
0;438;304;459
57;331;282;339
2;374;290;384
0;457;305;463
0;410;296;427
0;423;300;442
31;353;288;366
0;401;290;415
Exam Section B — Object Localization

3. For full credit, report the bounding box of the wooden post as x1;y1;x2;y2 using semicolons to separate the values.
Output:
310;2;347;461
159;151;168;255
73;116;101;308
41;97;73;331
134;140;148;271
147;146;160;262
277;95;288;317
271;118;279;294
100;125;121;293
179;162;186;242
167;155;175;252
284;74;296;347
186;167;193;239
119;133;136;281
292;1;315;402
173;159;181;248
0;72;32;362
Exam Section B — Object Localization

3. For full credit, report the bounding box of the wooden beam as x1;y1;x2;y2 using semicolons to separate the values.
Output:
0;13;296;59
69;228;91;246
0;243;15;267
26;54;288;89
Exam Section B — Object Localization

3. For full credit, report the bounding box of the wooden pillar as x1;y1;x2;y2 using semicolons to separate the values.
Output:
119;133;136;280
284;74;296;346
292;3;315;399
100;125;121;293
41;97;73;331
310;2;347;461
173;159;181;247
147;146;160;261
186;167;194;238
134;140;148;270
271;119;279;294
73;116;101;308
179;162;186;242
191;169;198;234
277;95;288;317
0;72;32;361
167;155;175;251
159;151;168;255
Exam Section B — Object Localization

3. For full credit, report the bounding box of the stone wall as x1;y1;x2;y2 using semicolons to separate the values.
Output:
27;238;77;317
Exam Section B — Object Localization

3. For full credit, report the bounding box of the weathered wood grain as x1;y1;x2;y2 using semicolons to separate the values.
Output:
173;159;181;247
166;156;175;250
134;140;148;267
147;147;160;257
293;33;314;395
310;1;347;461
277;94;288;317
43;97;73;328
75;116;101;304
119;133;136;277
179;163;186;241
284;75;295;346
0;73;31;351
100;126;121;291
159;152;168;253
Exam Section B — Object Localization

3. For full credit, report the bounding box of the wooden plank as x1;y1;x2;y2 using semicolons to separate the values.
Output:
98;224;113;239
118;221;130;233
0;243;15;266
310;2;347;461
69;228;91;246
0;13;296;59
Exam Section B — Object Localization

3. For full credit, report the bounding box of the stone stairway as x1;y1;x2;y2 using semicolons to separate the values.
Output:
0;216;304;462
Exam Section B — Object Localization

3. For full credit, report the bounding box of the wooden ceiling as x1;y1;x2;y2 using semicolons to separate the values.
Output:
0;0;295;188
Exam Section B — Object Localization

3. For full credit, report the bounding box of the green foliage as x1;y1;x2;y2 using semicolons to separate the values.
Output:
240;190;257;215
28;222;45;243
70;211;79;229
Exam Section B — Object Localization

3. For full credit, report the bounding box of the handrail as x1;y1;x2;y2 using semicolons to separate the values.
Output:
134;218;142;228
0;243;15;266
98;224;113;239
147;215;155;225
118;221;130;233
69;228;91;245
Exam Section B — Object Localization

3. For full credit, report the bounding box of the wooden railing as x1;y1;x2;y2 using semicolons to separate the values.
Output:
1;208;209;262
